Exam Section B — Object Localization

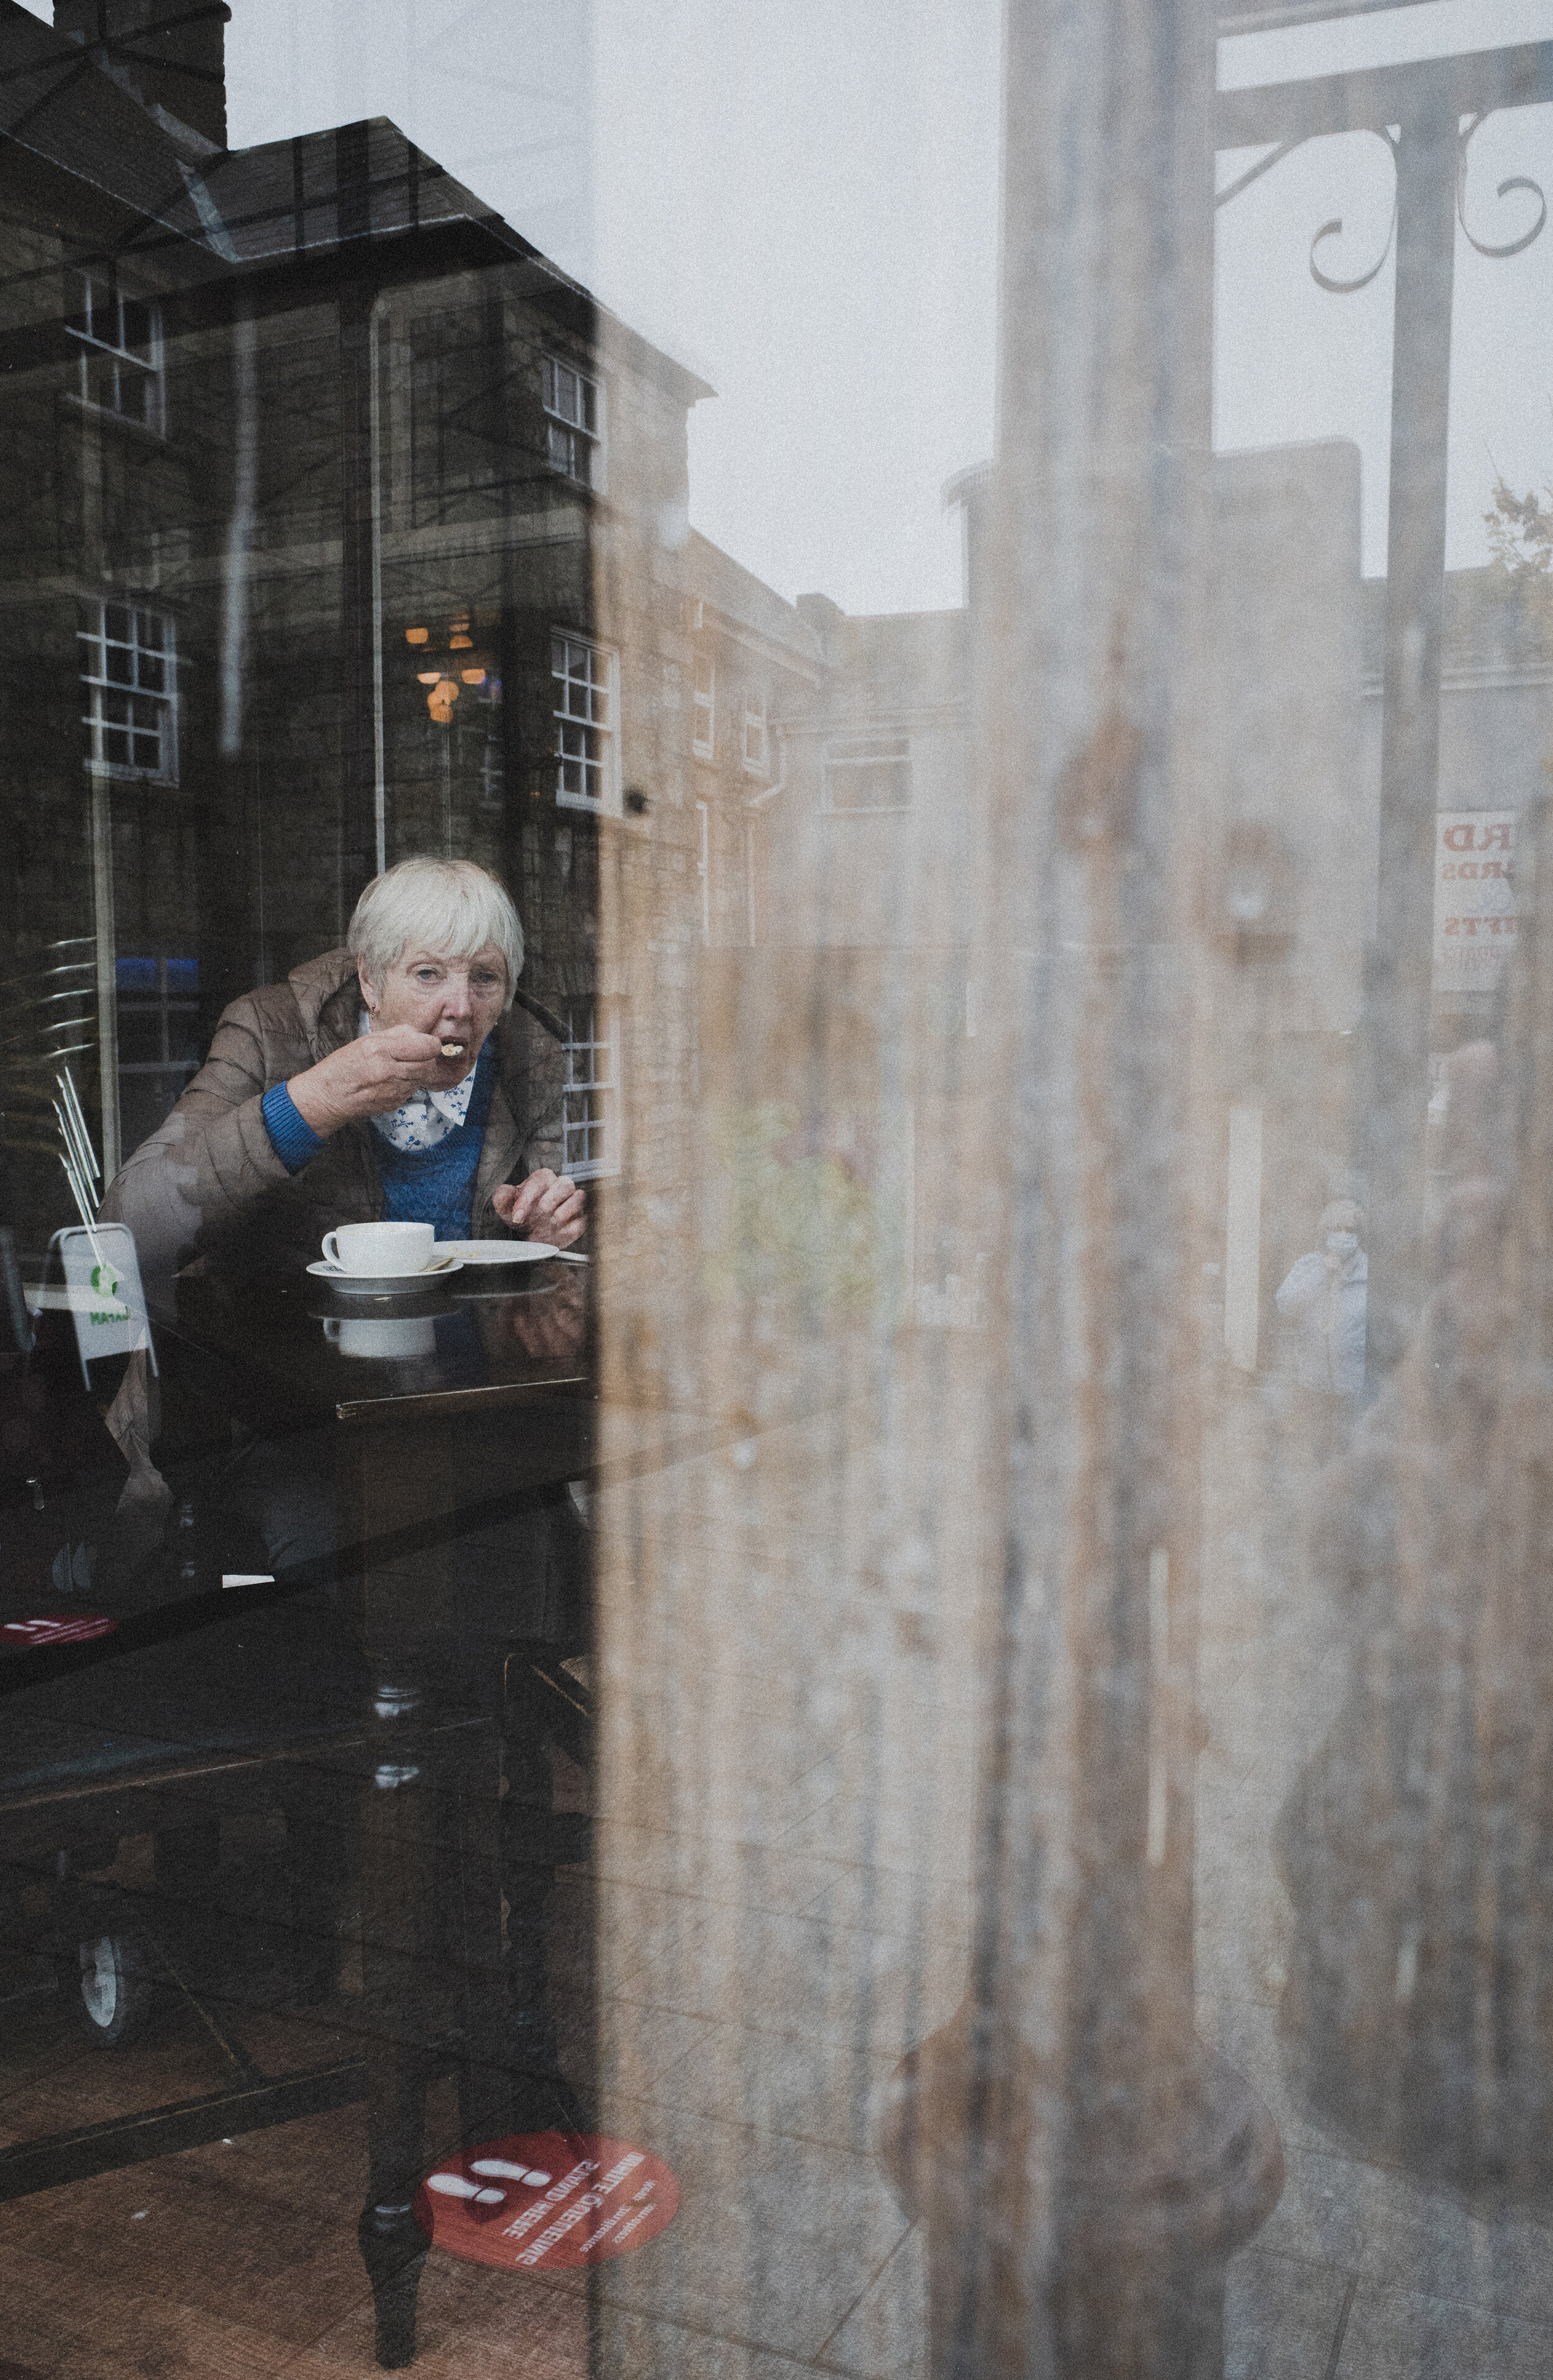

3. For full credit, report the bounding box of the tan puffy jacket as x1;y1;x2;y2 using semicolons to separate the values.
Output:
101;947;568;1280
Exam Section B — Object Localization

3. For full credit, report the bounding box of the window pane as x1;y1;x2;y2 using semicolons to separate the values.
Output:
164;1005;202;1063
116;1004;163;1066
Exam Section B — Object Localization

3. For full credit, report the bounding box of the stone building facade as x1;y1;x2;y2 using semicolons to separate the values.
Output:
0;0;987;1316
0;0;711;1254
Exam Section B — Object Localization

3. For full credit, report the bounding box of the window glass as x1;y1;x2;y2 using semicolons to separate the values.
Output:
742;688;768;772
68;271;165;430
693;647;714;755
542;353;604;486
552;631;616;808
561;998;617;1176
78;603;176;779
824;733;911;810
6;8;1549;2377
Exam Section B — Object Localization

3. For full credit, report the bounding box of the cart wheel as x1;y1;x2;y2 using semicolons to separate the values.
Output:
77;1934;155;2048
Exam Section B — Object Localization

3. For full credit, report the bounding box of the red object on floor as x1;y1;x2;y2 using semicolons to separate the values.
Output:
0;1613;117;1648
414;2130;680;2271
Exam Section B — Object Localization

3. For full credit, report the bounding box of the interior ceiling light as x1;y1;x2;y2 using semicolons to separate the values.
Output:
405;626;429;645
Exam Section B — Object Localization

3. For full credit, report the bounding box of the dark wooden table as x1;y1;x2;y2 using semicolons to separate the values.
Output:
1;1253;598;2369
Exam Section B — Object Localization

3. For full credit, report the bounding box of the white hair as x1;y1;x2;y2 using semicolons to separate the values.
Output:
347;858;524;1009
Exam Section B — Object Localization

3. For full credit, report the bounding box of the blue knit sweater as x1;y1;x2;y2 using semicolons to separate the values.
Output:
262;1042;497;1241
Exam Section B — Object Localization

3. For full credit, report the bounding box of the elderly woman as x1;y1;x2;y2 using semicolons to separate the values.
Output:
107;856;583;1275
101;858;588;1608
98;865;588;2036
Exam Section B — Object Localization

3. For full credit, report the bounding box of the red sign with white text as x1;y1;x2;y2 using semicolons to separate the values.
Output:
0;1614;118;1649
414;2131;679;2271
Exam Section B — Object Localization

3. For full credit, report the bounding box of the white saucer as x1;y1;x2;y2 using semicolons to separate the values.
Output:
435;1239;565;1267
307;1254;463;1296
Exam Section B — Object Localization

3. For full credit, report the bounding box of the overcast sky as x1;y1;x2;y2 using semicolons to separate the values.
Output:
1218;4;1553;577
216;0;1004;618
22;0;1553;604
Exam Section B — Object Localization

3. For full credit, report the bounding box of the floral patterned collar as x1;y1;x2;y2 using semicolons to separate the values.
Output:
359;1010;481;1152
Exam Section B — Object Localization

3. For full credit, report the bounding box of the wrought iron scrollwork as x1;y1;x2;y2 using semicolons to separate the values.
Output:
1308;130;1397;294
1214;139;1306;213
1457;111;1547;260
1216;112;1547;291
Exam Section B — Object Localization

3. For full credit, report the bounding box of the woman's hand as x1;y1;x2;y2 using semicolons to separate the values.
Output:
491;1269;587;1359
286;1027;446;1136
493;1170;586;1248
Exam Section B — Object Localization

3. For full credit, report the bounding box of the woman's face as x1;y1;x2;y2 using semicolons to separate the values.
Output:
361;942;508;1084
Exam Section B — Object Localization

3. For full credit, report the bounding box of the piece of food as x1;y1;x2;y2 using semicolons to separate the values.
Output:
440;1041;465;1057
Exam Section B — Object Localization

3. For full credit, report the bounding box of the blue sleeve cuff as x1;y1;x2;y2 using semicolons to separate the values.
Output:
262;1081;326;1174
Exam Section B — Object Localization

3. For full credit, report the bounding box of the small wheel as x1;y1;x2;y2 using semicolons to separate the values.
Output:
78;1934;156;2048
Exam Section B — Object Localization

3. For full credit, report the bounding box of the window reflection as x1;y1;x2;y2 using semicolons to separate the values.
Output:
6;1;1553;2376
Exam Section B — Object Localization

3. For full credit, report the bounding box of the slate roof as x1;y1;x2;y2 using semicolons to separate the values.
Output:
0;0;212;252
0;0;711;399
683;530;824;667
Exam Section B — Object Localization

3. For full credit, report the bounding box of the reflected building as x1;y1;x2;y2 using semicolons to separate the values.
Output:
0;0;986;1355
0;0;706;1259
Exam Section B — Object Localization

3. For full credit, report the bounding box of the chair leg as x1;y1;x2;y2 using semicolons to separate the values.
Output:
449;1735;512;2148
501;1671;585;2131
359;2178;430;2371
357;1684;439;2370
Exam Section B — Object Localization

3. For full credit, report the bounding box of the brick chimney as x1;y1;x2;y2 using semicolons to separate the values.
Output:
54;1;231;153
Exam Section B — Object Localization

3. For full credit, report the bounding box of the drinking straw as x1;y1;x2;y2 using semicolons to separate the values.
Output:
57;1068;101;1186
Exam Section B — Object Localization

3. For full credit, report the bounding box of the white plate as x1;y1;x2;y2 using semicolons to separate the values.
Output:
306;1254;463;1296
435;1239;566;1266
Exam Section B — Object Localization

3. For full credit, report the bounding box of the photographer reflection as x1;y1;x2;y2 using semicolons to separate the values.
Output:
1275;1198;1367;1454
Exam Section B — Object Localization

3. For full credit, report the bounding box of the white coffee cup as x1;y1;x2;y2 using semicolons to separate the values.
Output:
321;1220;435;1275
324;1315;437;1359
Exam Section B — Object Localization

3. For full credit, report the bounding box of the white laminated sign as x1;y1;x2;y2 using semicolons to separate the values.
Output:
43;1224;157;1387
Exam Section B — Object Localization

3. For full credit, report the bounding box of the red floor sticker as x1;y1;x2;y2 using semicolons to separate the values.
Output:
414;2131;679;2271
0;1614;118;1649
